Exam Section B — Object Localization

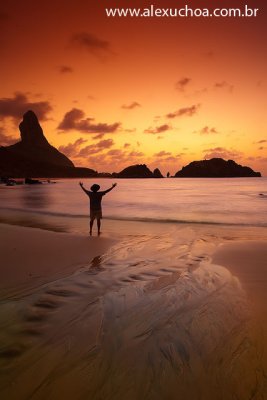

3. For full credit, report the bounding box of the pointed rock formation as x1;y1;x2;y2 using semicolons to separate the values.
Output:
0;110;97;177
19;110;50;146
153;168;163;178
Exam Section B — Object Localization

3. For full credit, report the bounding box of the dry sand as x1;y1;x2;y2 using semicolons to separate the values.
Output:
1;223;267;400
213;240;267;316
0;223;116;297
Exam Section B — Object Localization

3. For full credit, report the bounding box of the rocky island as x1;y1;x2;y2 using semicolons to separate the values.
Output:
114;164;163;178
175;158;261;178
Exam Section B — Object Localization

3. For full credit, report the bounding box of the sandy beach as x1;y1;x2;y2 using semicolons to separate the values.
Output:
1;220;267;399
0;224;116;298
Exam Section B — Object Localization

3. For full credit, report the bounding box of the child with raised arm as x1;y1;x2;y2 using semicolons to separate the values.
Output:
79;182;117;235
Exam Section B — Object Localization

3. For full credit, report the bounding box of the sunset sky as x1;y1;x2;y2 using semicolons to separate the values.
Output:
0;0;266;175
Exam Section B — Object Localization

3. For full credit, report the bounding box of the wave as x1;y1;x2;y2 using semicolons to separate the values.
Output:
0;206;267;228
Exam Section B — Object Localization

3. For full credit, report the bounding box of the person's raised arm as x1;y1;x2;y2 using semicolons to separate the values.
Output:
102;183;117;195
79;182;90;195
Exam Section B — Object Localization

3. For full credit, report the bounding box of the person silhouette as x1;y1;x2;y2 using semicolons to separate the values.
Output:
79;182;117;235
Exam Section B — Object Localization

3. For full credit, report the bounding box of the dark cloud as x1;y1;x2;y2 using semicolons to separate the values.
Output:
58;108;121;134
166;104;200;119
175;77;191;91
124;143;131;148
0;92;52;121
195;126;219;135
154;151;172;157
58;138;87;158
93;133;105;140
258;147;266;151
255;139;267;144
70;32;112;58
203;147;242;160
59;65;74;74
214;81;233;92
144;124;170;134
121;102;141;110
78;139;114;157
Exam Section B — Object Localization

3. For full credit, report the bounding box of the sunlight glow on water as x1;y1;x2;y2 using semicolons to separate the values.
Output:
0;178;266;227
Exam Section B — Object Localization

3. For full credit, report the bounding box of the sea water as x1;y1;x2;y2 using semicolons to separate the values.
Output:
0;178;266;230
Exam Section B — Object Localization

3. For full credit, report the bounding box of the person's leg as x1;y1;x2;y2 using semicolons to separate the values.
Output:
90;218;94;235
97;218;101;235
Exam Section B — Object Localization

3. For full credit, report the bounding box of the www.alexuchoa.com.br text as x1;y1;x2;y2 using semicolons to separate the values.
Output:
105;5;259;18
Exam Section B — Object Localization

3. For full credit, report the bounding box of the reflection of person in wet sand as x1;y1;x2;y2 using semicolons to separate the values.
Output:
79;182;117;235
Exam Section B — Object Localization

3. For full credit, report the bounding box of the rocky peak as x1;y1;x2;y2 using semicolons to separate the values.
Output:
19;110;49;146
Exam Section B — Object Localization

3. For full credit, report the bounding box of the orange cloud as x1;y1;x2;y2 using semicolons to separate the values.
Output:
0;129;17;146
58;138;87;157
154;151;172;157
78;139;114;157
195;126;219;135
203;147;243;160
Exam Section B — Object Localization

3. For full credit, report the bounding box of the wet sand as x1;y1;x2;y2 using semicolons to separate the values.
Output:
1;222;267;399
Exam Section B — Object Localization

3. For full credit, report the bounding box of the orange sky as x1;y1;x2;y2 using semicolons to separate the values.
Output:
0;0;266;175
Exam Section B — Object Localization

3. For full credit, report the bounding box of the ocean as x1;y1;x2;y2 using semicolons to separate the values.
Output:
0;177;266;232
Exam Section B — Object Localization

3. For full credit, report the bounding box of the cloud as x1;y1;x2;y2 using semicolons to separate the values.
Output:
195;126;219;135
166;104;200;119
125;128;136;133
0;130;17;146
124;143;131;148
214;81;233;92
107;149;125;156
93;133;105;140
70;32;112;58
121;102;141;110
128;151;144;157
58;138;87;158
58;108;121;134
144;124;171;134
0;92;52;121
78;139;114;157
255;139;267;144
203;147;243;160
175;77;191;91
154;151;172;157
59;65;73;74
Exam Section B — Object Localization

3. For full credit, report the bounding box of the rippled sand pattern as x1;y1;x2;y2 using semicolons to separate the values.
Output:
1;229;266;400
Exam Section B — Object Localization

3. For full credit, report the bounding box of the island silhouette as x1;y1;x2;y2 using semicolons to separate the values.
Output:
0;111;261;179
